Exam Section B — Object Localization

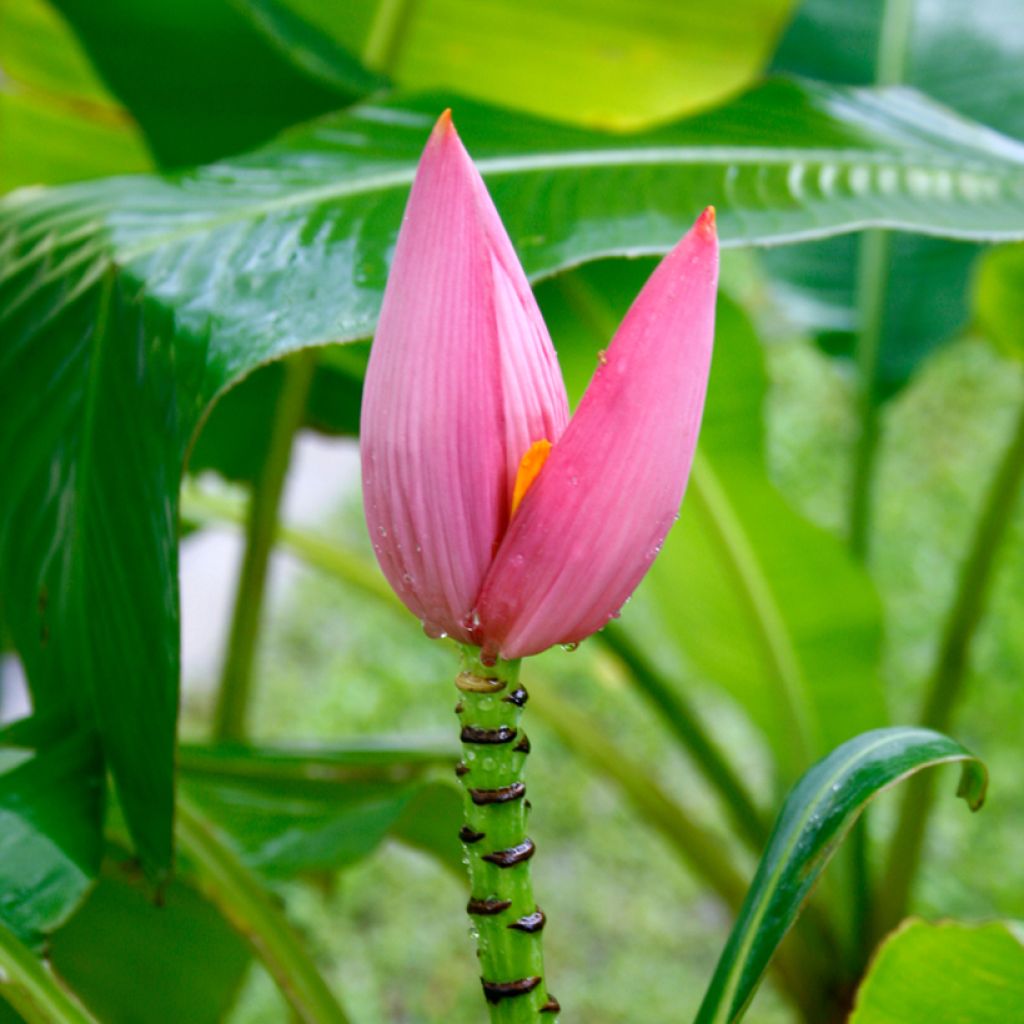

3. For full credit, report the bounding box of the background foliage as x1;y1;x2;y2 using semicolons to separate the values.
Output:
2;0;1023;1021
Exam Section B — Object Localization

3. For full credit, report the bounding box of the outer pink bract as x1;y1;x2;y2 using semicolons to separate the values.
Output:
361;111;718;660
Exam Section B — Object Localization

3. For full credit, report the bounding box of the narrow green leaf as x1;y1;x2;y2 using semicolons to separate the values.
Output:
0;719;103;947
179;741;458;877
694;727;987;1024
48;852;250;1024
6;80;1023;875
849;919;1024;1023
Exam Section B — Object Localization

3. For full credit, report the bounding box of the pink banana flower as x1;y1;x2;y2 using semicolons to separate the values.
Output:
361;111;718;661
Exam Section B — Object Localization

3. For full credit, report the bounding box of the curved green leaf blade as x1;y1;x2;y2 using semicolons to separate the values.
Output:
247;0;796;128
178;740;459;877
0;0;153;191
5;79;1024;875
694;727;987;1024
849;918;1024;1024
0;719;103;947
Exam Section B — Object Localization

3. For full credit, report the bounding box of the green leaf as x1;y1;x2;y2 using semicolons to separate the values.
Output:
538;269;887;778
0;919;97;1024
694;727;987;1024
247;0;796;128
974;244;1024;362
5;80;1024;874
849;919;1024;1024
48;0;361;167
178;740;459;877
48;852;250;1024
769;0;1024;392
0;718;103;947
0;0;153;191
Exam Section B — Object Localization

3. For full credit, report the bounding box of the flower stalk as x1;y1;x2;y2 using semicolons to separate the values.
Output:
454;647;557;1022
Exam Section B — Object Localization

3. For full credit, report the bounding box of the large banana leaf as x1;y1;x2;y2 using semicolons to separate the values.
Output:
769;0;1024;392
4;80;1024;874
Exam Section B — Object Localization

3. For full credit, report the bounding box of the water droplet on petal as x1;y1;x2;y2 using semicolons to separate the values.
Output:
561;641;580;653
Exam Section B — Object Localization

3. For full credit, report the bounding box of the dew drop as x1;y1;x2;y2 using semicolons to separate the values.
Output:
466;750;477;762
482;757;496;772
479;696;494;711
561;641;580;653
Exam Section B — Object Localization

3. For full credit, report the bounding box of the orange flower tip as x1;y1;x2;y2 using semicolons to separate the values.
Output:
431;108;456;142
696;205;717;240
511;439;553;517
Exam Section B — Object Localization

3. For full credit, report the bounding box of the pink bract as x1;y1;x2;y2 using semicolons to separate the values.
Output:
360;111;718;660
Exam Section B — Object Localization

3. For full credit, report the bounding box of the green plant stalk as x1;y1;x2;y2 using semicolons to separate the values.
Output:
176;795;351;1024
845;0;917;966
876;389;1024;939
597;624;769;850
212;349;317;741
362;0;416;73
848;0;914;558
454;647;556;1022
0;920;99;1024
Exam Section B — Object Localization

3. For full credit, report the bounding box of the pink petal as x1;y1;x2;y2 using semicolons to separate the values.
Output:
360;112;568;641
475;209;719;659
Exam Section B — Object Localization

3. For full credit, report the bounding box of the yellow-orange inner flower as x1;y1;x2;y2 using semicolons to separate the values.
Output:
510;439;552;517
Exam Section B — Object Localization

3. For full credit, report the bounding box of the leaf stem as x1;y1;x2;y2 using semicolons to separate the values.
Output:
454;648;555;1022
848;0;914;559
212;350;317;742
0;920;99;1024
876;386;1024;938
596;624;769;850
362;0;417;74
176;795;351;1024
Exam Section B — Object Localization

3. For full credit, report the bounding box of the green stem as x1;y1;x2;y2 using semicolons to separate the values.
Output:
212;350;317;742
454;648;555;1022
848;0;914;559
362;0;417;74
876;388;1024;939
596;625;769;850
176;795;351;1024
846;0;916;965
0;920;99;1024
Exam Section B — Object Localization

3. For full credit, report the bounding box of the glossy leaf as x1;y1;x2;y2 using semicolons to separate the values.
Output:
48;0;361;167
694;727;987;1024
178;741;459;877
538;272;887;778
769;0;1024;392
5;80;1024;874
849;919;1024;1024
250;0;795;128
48;853;250;1024
974;244;1024;363
0;717;103;947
